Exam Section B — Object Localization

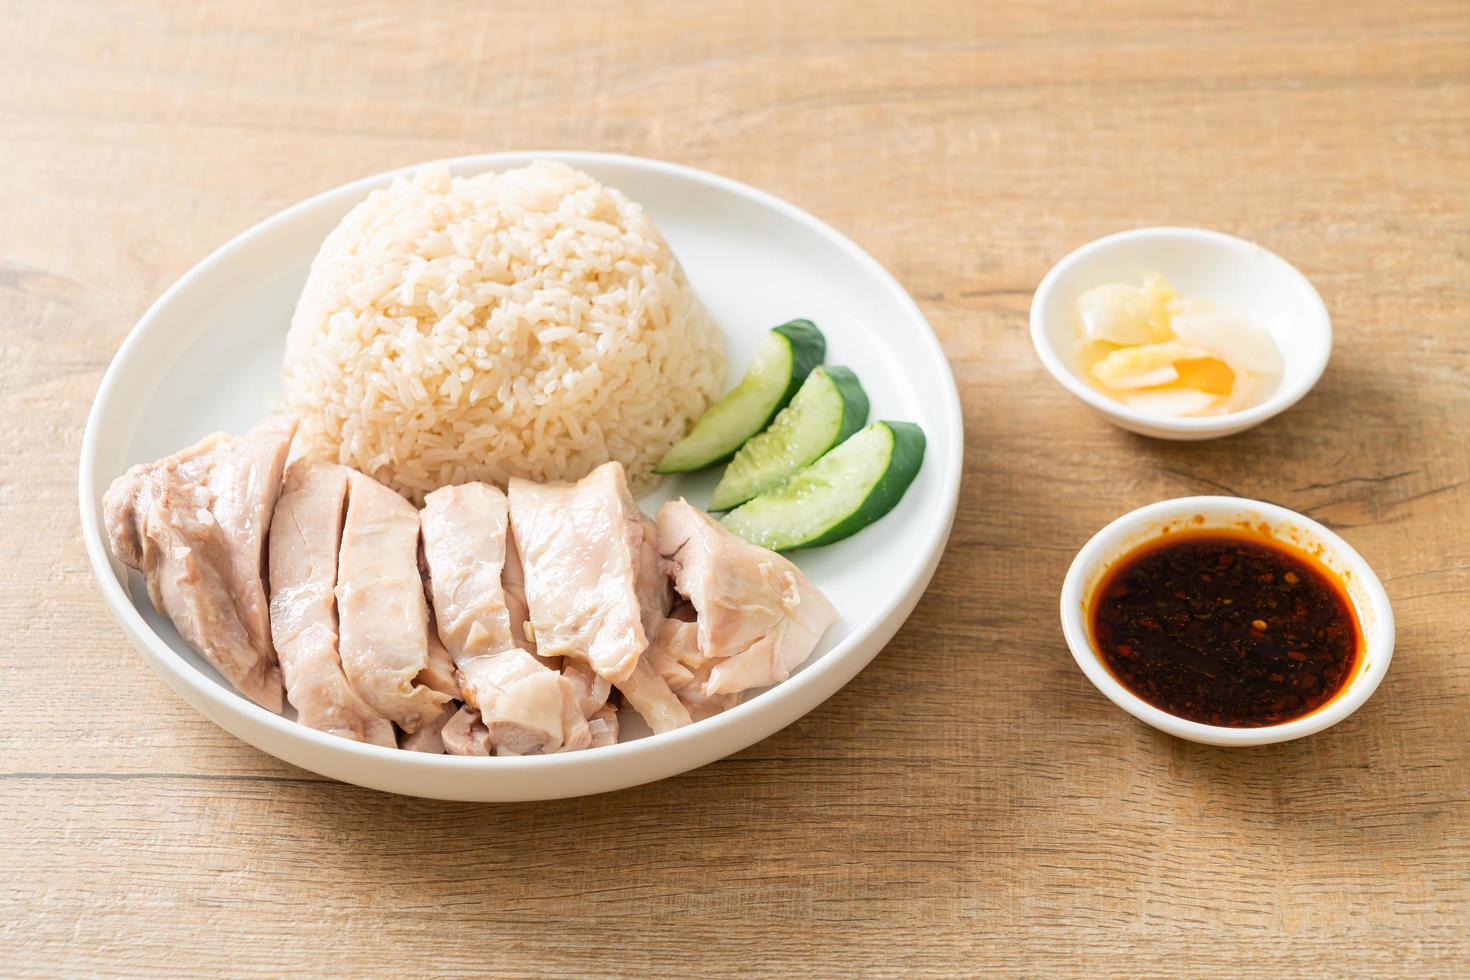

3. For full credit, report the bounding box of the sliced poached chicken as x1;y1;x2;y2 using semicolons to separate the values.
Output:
508;462;648;684
442;705;492;756
656;499;836;696
102;416;297;711
103;420;836;752
611;515;694;733
421;481;586;754
335;472;450;732
267;460;395;745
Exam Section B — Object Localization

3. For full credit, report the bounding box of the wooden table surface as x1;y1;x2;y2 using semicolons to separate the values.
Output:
4;1;1468;975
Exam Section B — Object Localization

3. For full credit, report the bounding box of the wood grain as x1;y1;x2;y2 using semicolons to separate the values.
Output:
2;0;1467;975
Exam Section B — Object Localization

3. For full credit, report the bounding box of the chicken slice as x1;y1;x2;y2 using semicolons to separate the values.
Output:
609;515;690;734
421;483;521;663
635;516;674;637
586;705;620;748
420;481;584;752
102;416;297;711
451;648;589;756
418;628;461;699
400;704;452;754
442;705;491;756
644;642;695;690
267;461;395;745
505;532;562;669
508;462;647;684
661;601;708;671
400;629;462;752
656;499;837;696
561;661;611;717
646;618;741;722
555;678;594;753
676;662;743;722
616;654;693;734
335;472;449;732
502;525;538;657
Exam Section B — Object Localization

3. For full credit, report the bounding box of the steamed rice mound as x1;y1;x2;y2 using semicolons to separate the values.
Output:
281;160;725;502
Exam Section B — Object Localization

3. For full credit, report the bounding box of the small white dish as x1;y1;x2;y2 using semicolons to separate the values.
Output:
1030;227;1331;440
1060;496;1393;747
78;151;963;801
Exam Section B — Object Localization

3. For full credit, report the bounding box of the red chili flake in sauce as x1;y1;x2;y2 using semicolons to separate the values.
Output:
1089;530;1361;728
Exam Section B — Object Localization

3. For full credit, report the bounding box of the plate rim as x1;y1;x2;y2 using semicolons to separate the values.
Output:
78;150;963;797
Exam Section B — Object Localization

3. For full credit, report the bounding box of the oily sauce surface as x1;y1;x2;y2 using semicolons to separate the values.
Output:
1090;530;1361;727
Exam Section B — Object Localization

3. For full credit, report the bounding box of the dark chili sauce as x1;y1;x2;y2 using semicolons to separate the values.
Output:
1089;529;1361;728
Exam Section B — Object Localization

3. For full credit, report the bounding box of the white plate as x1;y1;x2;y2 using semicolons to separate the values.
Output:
79;152;962;801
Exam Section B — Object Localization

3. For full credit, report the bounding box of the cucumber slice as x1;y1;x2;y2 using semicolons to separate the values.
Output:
720;421;926;550
708;366;869;511
655;319;825;473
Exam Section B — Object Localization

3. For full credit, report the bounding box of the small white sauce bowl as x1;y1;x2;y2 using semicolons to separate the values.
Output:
1030;227;1332;440
1060;496;1394;746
